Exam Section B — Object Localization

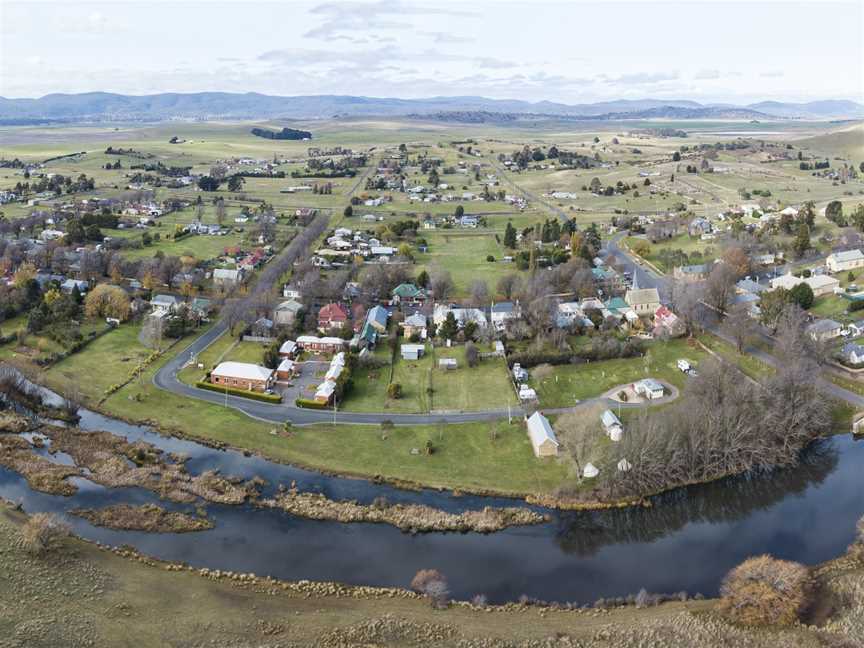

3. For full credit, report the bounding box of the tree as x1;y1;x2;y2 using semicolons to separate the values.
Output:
798;200;816;229
197;176;220;192
503;221;517;249
825;200;844;225
722;304;757;353
227;175;245;192
387;383;402;399
672;151;681;162
788;281;814;310
496;274;521;300
439;311;458;340
343;205;353;218
416;269;429;288
630;239;651;257
718;555;811;626
721;247;750;278
215;199;226;226
430;270;454;300
465;341;479;367
793;223;810;258
84;284;131;321
759;288;791;332
554;408;602;479
15;513;70;556
705;263;738;314
410;569;449;609
851;204;864;232
470;279;489;305
454;205;464;218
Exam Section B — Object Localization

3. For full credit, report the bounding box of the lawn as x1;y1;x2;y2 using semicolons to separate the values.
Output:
810;295;853;322
413;230;516;297
625;234;718;274
696;332;775;381
341;343;517;413
530;338;708;408
44;323;154;400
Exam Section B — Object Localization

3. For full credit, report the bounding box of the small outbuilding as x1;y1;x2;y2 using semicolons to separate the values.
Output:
400;344;425;361
526;412;559;458
634;378;664;400
601;409;623;442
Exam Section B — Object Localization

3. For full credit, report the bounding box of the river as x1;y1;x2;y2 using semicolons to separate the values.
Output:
1;402;862;604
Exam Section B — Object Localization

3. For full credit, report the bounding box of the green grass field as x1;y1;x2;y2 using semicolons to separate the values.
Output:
530;338;708;407
343;343;517;413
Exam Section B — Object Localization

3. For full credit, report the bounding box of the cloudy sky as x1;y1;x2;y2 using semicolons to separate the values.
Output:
1;0;861;104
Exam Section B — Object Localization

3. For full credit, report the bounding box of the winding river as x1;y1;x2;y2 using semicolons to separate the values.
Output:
2;400;863;604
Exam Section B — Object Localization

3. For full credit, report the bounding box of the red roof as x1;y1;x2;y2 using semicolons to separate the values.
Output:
318;303;348;323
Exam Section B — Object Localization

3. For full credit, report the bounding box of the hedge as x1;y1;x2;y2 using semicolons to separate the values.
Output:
295;398;329;409
195;381;282;403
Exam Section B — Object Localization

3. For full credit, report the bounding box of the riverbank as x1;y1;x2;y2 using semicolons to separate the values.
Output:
1;501;861;648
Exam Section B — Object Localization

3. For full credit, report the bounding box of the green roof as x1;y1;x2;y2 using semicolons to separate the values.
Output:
392;283;424;298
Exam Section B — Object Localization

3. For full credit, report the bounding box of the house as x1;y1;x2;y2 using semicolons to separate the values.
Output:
252;317;274;338
807;319;843;341
849;320;864;337
210;361;274;393
151;294;180;314
625;287;661;315
673;264;710;282
400;344;425;360
60;278;88;294
314;380;337;404
827;249;864;274
770;272;840;297
189;297;212;319
525;412;559;458
841;343;864;365
273;300;303;326
653;305;685;338
432;304;488;329
459;215;479;228
296;335;346;354
490;301;520;331
282;285;302;300
807;274;841;297
687;218;712;237
601;410;623;442
278;340;298;358
366;305;389;333
276;358;297;381
318;303;349;332
736;279;767;295
438;358;457;370
634;378;664;400
391;283;427;304
402;312;428;339
213;268;243;286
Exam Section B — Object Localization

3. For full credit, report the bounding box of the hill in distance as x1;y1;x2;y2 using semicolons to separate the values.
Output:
0;92;861;123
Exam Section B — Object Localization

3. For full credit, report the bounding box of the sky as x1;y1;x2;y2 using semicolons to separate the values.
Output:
0;0;862;104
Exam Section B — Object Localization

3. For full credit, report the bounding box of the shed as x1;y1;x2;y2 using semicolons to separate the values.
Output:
525;412;559;458
635;378;664;400
601;409;623;442
438;358;457;370
400;344;425;361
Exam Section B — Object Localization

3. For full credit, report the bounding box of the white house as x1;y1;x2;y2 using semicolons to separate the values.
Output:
635;378;664;400
841;343;864;365
525;412;559;458
827;249;864;274
518;384;538;402
213;268;243;286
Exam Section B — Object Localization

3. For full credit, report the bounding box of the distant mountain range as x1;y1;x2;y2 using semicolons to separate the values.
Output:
0;92;861;123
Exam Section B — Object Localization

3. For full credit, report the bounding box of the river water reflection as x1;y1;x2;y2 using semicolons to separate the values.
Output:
1;404;862;603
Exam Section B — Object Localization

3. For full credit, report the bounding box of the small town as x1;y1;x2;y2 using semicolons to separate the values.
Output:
0;1;862;647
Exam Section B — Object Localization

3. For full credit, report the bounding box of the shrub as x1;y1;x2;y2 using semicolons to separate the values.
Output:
411;569;449;608
387;382;402;399
295;398;328;409
718;555;811;626
195;381;282;403
15;513;71;556
486;255;495;262
848;514;864;562
465;342;479;367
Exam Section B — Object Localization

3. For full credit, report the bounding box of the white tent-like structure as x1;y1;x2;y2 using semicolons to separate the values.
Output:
617;458;632;472
583;462;600;478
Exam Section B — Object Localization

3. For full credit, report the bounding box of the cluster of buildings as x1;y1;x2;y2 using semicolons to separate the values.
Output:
313;227;398;268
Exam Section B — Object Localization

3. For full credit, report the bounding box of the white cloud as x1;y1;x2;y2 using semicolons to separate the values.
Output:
760;70;785;78
694;69;721;80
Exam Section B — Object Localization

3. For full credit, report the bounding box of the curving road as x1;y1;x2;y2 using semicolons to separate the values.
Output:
153;321;680;426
